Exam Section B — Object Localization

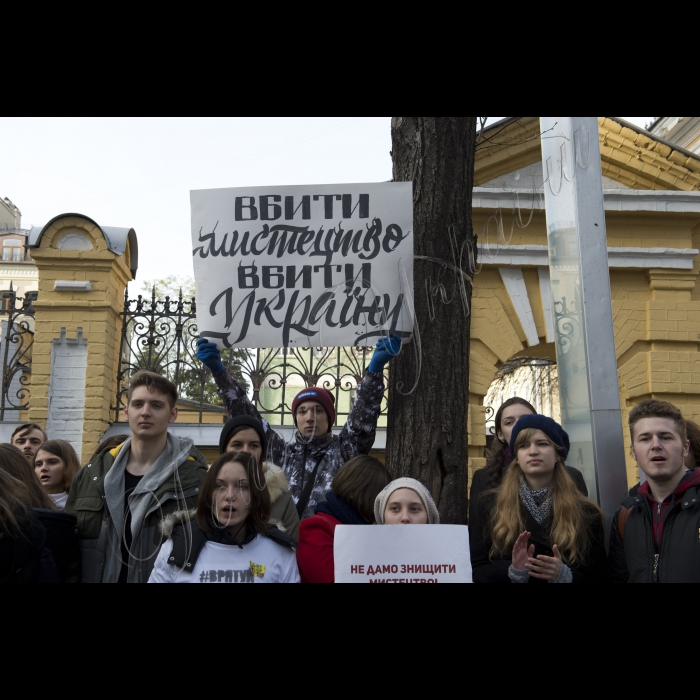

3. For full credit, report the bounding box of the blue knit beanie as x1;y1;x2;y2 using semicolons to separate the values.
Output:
510;415;570;461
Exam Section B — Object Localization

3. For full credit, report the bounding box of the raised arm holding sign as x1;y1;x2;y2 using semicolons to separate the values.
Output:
197;337;398;521
192;183;413;522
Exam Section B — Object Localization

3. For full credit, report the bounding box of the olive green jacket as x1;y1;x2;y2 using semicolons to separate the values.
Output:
65;436;208;584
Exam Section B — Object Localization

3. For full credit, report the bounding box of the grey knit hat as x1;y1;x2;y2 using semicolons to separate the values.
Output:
374;478;440;525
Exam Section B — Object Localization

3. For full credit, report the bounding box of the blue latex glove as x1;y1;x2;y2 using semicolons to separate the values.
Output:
368;335;402;373
197;338;225;374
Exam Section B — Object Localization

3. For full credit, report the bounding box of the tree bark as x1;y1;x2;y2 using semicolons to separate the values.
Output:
387;117;477;525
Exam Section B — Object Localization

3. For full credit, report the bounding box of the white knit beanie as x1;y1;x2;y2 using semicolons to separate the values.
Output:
374;478;440;525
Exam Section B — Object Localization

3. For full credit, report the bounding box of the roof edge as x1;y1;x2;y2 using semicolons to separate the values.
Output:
478;117;700;164
28;213;138;279
607;117;700;163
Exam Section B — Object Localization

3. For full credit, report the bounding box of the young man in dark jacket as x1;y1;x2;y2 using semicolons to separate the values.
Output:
197;336;400;520
65;371;208;584
609;400;700;584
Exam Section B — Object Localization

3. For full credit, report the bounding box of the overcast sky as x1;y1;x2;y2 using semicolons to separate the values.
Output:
1;116;655;286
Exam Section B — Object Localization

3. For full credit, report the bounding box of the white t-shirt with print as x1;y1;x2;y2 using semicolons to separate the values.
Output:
149;534;300;584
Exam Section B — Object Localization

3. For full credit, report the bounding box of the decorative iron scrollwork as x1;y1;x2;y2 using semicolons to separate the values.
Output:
0;284;35;420
553;296;580;357
113;289;387;426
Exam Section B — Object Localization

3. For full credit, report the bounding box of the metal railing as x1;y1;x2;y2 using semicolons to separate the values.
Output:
113;289;388;426
0;285;35;421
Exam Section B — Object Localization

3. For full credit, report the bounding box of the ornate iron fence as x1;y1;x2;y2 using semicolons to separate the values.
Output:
113;289;388;426
0;285;35;421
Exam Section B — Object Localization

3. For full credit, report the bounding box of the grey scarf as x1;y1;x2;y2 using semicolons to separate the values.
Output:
519;476;553;526
102;434;193;584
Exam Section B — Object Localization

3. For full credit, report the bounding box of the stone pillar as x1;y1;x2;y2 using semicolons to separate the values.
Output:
28;216;135;462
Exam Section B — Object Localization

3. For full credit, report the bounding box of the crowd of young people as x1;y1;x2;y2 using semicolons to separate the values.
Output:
1;332;698;584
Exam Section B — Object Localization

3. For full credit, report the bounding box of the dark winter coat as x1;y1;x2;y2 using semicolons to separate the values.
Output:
609;471;700;583
471;492;611;584
214;369;385;520
0;512;60;584
65;437;208;584
34;509;81;584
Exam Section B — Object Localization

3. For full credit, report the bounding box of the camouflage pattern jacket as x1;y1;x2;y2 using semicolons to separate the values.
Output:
213;369;385;520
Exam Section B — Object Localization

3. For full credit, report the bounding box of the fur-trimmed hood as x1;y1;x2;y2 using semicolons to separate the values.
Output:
159;510;288;540
263;462;290;505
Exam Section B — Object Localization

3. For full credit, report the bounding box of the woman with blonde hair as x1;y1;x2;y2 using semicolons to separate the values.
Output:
35;440;82;511
471;415;610;584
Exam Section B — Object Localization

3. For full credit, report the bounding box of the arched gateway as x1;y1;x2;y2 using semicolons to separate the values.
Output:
469;117;700;492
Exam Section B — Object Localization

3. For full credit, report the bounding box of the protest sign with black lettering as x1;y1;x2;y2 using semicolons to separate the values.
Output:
334;525;472;584
191;183;414;349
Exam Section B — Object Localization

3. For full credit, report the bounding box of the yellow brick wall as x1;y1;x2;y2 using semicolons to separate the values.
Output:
471;206;700;490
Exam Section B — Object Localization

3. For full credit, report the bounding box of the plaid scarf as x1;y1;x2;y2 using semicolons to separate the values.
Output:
519;476;553;525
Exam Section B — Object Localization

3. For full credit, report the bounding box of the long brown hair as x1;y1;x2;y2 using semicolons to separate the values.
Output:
332;456;391;523
685;420;700;467
0;444;55;510
36;440;82;494
487;398;537;488
0;469;32;537
196;452;271;537
489;428;602;567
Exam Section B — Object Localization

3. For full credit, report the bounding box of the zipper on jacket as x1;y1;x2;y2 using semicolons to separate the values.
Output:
653;503;662;583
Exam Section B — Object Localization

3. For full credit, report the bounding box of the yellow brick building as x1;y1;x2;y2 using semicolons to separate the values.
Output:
469;117;700;490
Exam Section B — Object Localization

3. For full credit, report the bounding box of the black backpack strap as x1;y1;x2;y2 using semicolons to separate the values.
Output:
168;521;208;573
296;458;322;519
618;507;634;542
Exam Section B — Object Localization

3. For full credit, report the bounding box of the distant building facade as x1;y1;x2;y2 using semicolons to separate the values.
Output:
0;197;38;304
649;117;700;155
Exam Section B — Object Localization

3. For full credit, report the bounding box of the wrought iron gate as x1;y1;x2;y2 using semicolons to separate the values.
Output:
0;285;35;421
113;289;388;426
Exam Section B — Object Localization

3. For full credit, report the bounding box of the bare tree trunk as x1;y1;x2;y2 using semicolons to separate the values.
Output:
387;117;477;525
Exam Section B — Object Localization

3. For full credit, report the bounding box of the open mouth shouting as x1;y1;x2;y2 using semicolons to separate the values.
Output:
220;505;238;520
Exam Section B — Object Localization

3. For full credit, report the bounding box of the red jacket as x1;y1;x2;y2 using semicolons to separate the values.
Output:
296;513;340;584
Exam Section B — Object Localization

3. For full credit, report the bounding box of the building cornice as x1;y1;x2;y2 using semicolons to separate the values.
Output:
473;188;700;214
478;243;699;270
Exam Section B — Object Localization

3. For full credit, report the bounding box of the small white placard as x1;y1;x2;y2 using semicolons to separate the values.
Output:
334;525;472;584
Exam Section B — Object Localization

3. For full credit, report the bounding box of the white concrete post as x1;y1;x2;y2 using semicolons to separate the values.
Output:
46;328;88;460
